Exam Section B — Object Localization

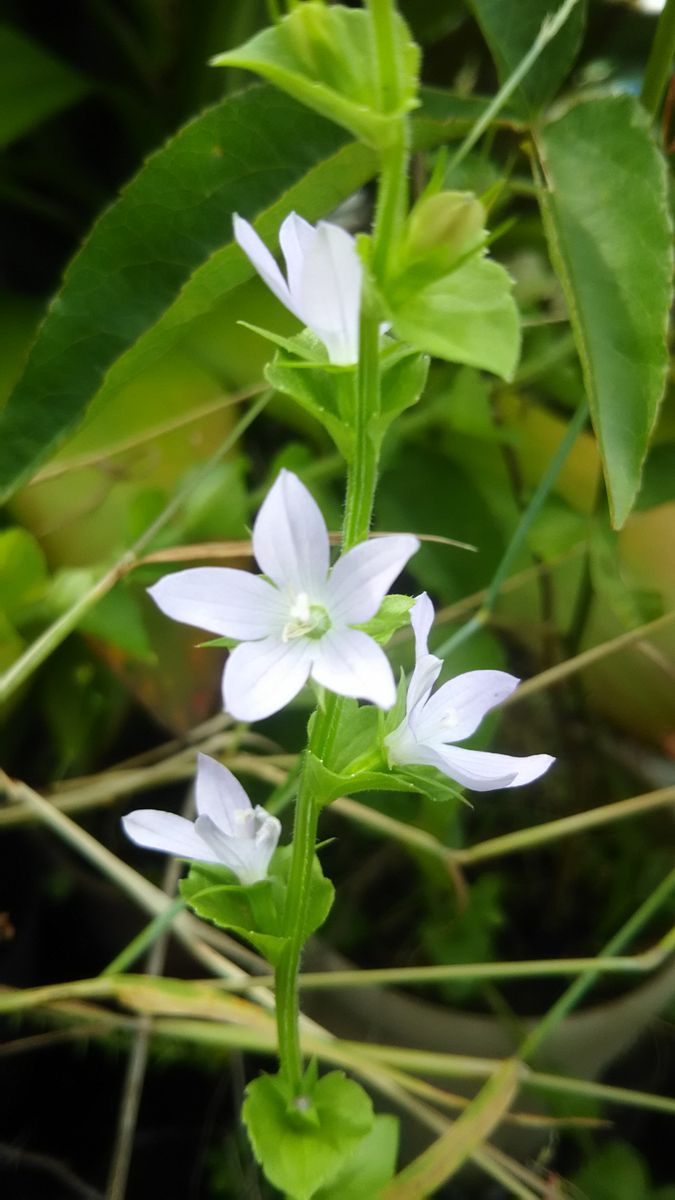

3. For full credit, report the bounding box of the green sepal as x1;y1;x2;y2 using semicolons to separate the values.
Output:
180;846;334;964
355;594;414;645
394;764;470;806
211;4;420;151
388;254;520;380
243;1068;374;1200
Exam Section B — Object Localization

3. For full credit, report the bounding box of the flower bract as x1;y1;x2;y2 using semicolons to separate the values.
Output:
385;593;555;792
148;470;419;721
122;753;281;885
233;211;362;365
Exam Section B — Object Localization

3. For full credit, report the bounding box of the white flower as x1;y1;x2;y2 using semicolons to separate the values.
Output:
122;753;281;885
233;211;362;365
385;593;555;792
149;470;419;721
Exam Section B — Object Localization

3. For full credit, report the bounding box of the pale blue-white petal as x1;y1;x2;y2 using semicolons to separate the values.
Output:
252;470;330;597
326;535;419;625
416;670;521;744
195;813;279;884
415;743;554;792
295;221;362;365
233;214;297;316
311;626;396;709
406;652;442;721
122;809;220;863
148;567;285;640
410;593;434;659
279;212;316;303
223;634;313;721
195;752;252;833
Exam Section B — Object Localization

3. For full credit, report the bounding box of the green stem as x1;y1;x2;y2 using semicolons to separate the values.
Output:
275;306;386;1093
641;0;675;118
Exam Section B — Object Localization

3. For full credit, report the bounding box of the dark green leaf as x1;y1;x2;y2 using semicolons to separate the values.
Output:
469;0;586;117
0;87;373;501
635;443;675;511
0;23;88;149
536;96;672;527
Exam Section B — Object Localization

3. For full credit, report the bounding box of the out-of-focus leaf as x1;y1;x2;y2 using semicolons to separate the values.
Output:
0;23;88;149
468;0;586;117
0;528;49;624
315;1115;399;1199
635;443;675;511
536;95;672;528
0;88;372;501
0;85;497;502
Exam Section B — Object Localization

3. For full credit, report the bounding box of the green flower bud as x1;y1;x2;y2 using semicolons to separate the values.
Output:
405;191;485;262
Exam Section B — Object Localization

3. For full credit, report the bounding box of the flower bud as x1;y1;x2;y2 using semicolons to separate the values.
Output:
405;191;485;262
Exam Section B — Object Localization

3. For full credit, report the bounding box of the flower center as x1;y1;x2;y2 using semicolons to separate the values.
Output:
282;591;331;643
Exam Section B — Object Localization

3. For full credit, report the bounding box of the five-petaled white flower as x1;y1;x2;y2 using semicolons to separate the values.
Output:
122;753;281;885
385;593;555;792
149;470;419;722
233;211;362;366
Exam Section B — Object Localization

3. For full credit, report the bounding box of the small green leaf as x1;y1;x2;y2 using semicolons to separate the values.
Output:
180;866;288;964
265;355;354;458
212;4;420;149
315;1115;399;1199
356;594;414;645
388;255;520;379
469;0;586;118
536;95;672;527
243;1070;373;1200
0;529;49;625
0;23;88;149
305;751;424;807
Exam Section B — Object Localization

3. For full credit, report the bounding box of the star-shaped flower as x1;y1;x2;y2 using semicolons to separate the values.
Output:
122;753;281;885
149;470;419;721
233;211;362;365
385;593;555;791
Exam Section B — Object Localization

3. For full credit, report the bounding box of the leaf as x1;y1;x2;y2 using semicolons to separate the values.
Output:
536;95;672;527
180;867;288;964
635;442;675;511
380;1059;518;1198
572;1142;650;1200
0;23;88;149
243;1070;373;1200
388;255;520;379
355;594;414;645
0;528;49;625
212;4;420;148
0;87;372;501
468;0;586;118
315;1115;399;1199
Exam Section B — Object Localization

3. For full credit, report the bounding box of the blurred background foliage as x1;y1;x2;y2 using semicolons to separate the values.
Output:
1;1;674;1197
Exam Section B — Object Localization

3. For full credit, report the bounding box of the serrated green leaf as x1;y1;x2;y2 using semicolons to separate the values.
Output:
0;23;88;149
355;594;414;645
243;1070;373;1200
536;95;672;527
315;1115;399;1199
212;4;420;148
388;255;520;379
469;0;586;117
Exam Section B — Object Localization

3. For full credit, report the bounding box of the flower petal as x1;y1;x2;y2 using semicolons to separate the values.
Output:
195;813;279;884
148;567;285;639
279;212;317;302
223;635;313;721
406;652;442;720
311;627;396;709
122;809;220;863
410;592;434;659
252;469;330;597
195;752;252;833
296;221;362;365
416;743;555;792
233;214;297;317
327;534;420;624
416;670;520;744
